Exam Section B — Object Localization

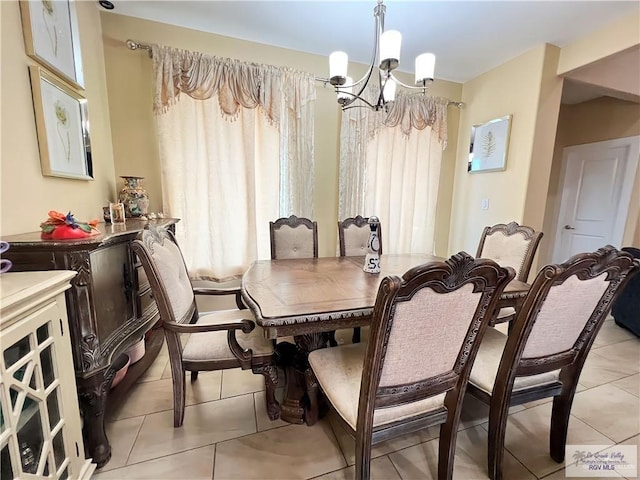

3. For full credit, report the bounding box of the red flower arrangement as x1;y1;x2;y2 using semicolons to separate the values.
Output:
40;211;100;240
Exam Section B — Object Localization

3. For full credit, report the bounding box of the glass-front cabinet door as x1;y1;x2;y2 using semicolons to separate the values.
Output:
0;280;91;480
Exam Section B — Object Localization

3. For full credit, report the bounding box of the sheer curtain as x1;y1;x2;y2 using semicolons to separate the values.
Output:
339;92;449;254
151;45;315;281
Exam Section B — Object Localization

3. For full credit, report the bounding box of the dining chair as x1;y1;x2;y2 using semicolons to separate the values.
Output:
131;226;280;427
338;215;383;256
305;252;514;480
476;221;543;324
337;215;383;344
269;214;318;260
467;245;639;480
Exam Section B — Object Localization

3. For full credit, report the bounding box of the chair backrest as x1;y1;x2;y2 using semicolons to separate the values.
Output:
498;246;638;383
338;215;383;256
131;226;197;326
357;253;513;428
476;221;543;282
269;215;318;260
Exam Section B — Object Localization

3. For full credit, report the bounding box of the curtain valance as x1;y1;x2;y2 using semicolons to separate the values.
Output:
380;94;449;147
151;44;316;127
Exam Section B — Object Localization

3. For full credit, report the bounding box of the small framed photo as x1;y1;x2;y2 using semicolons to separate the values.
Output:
29;66;93;180
468;115;512;173
109;203;126;224
19;0;84;89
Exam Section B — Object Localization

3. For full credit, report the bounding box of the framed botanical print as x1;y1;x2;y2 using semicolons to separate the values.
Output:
20;0;84;89
468;115;512;173
29;66;93;180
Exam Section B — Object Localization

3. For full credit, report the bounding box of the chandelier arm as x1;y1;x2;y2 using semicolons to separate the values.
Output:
388;73;433;91
342;103;378;111
376;72;389;107
339;92;377;110
344;0;385;104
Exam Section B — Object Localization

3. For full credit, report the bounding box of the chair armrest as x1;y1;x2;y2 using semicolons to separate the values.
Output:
192;281;246;310
164;317;255;334
193;286;241;296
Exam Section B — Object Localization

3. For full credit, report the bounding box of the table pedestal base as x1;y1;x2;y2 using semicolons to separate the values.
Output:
275;332;331;424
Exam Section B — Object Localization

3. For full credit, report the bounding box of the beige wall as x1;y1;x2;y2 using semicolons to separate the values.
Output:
1;0;116;236
558;13;640;76
448;45;549;259
565;46;640;98
100;13;462;258
540;97;640;262
448;11;640;277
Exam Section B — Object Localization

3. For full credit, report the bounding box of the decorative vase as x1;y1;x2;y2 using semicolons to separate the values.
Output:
119;176;149;218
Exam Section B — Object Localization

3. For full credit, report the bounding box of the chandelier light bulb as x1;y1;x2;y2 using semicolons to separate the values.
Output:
379;30;401;71
415;53;436;84
329;51;349;86
383;79;397;102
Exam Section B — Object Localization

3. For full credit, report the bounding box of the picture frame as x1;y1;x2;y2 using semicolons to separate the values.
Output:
20;0;84;90
29;66;93;180
109;203;126;224
468;114;512;173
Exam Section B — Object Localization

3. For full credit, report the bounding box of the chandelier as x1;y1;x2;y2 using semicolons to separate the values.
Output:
324;0;436;111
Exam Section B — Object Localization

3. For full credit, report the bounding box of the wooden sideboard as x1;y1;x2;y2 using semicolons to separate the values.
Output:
2;218;179;467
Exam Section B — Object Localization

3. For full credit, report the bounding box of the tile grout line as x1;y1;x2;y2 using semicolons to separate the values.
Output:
101;442;218;476
387;453;404;479
107;386;267;423
570;383;637;443
123;413;145;469
211;443;216;480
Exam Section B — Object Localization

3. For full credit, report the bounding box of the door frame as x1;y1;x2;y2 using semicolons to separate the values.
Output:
552;135;639;263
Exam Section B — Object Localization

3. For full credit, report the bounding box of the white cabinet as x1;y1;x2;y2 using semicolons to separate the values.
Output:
1;271;94;479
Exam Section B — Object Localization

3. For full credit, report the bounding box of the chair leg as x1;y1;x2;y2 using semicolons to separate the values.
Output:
487;395;512;480
355;433;373;480
550;388;577;463
171;366;186;428
352;327;361;344
190;370;199;382
438;415;459;480
254;364;280;421
328;330;338;347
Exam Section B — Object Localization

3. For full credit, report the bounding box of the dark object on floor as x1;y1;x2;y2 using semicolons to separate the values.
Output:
612;247;640;337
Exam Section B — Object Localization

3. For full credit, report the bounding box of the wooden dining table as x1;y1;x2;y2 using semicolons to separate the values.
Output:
241;253;530;424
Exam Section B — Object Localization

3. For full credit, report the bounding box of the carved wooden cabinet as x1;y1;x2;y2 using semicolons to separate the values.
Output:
3;218;179;467
1;270;95;479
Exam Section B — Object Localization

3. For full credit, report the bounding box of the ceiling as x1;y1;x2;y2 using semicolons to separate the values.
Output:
107;0;638;85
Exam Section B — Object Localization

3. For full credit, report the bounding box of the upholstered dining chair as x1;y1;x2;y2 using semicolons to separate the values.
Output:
467;246;639;480
338;215;383;257
269;214;318;260
337;215;383;344
476;221;543;324
131;226;280;427
305;253;514;480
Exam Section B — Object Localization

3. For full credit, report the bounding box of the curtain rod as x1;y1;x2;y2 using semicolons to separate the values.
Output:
126;39;152;57
125;39;463;109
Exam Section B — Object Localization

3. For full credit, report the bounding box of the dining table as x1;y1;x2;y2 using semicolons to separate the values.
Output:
241;253;530;424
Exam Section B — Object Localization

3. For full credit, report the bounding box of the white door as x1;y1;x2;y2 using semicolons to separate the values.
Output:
553;136;639;263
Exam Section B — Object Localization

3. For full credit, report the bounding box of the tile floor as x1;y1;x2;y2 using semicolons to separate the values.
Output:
94;318;639;480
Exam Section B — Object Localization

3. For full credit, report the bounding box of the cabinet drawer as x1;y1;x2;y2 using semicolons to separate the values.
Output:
136;265;150;292
138;289;157;316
